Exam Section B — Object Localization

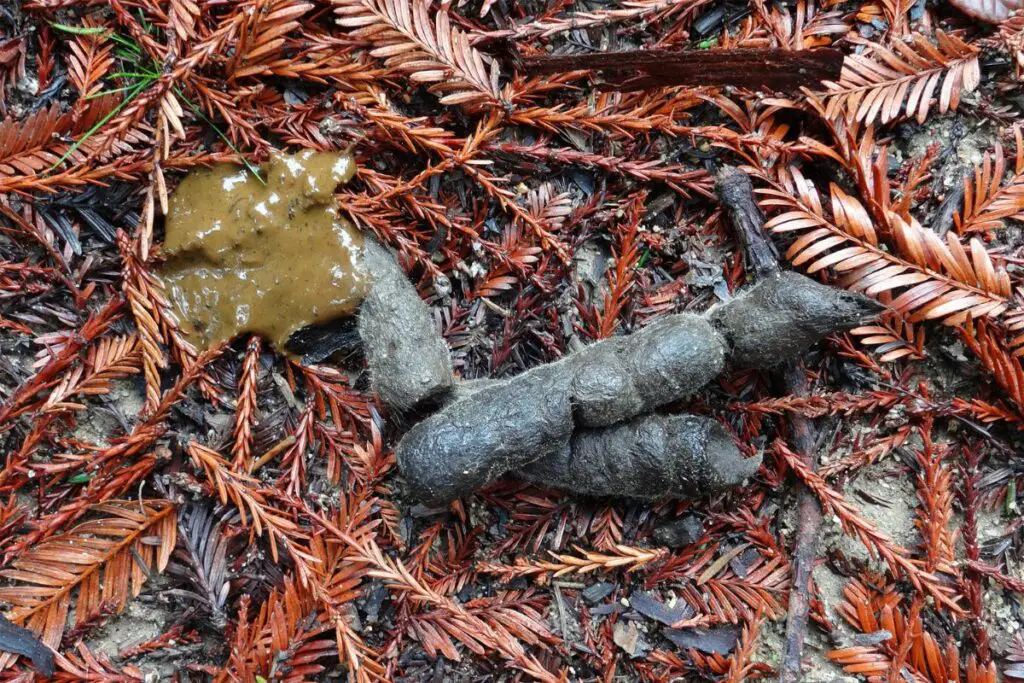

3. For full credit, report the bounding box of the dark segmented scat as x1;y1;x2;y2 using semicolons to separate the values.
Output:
397;365;575;507
397;314;725;506
518;414;761;499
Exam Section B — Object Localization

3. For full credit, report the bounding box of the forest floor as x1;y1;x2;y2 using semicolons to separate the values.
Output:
1;0;1024;681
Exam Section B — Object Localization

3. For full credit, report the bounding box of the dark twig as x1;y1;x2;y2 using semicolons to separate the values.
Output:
777;364;821;683
715;167;780;280
715;166;821;683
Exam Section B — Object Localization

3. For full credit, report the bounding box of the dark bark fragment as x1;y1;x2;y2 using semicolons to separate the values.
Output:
0;614;54;677
285;316;361;364
653;514;704;548
664;625;740;654
715;166;779;280
931;167;968;238
522;48;844;92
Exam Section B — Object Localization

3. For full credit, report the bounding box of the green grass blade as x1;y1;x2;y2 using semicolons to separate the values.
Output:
50;79;153;170
50;23;109;36
175;87;264;184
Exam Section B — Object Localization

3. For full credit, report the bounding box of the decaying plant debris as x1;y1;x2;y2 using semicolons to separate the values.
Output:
2;0;1024;680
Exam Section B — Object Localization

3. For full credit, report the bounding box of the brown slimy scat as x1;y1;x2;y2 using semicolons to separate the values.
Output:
159;150;369;353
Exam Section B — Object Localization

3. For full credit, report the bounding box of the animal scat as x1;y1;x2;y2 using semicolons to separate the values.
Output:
357;237;454;413
518;415;759;499
708;271;883;368
158;150;369;353
397;365;575;506
396;314;724;506
385;269;878;505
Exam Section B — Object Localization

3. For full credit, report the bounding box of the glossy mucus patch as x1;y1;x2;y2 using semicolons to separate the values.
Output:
158;150;369;353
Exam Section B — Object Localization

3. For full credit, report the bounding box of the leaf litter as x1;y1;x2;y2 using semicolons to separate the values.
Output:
0;0;1022;681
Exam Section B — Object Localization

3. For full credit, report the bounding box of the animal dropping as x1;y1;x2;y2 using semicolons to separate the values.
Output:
352;167;883;506
159;150;370;353
389;274;877;506
518;414;758;500
357;238;454;413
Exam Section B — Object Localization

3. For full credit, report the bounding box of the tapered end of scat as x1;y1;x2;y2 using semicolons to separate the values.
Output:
358;238;455;413
711;272;883;368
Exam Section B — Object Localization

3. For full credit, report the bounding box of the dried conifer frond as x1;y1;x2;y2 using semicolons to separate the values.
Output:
186;441;316;574
408;590;555;662
776;442;963;613
473;219;542;299
818;32;980;125
849;313;926;362
0;296;124;429
509;89;701;139
54;642;146;681
119;231;220;410
168;503;238;630
828;579;996;682
750;0;848;50
724;609;768;682
334;0;503;108
0;500;176;671
335;532;559;681
169;0;201;40
0;99;120;178
478;544;668;582
0;37;25;115
675;551;789;622
762;170;1010;327
220;576;339;682
727;390;901;418
912;427;956;572
955;127;1024;234
41;335;142;412
960;315;1024;420
65;17;114;100
0;496;26;555
228;0;314;81
232;335;262;471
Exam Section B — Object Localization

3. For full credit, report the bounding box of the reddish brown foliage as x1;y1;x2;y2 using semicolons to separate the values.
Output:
0;0;1021;680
